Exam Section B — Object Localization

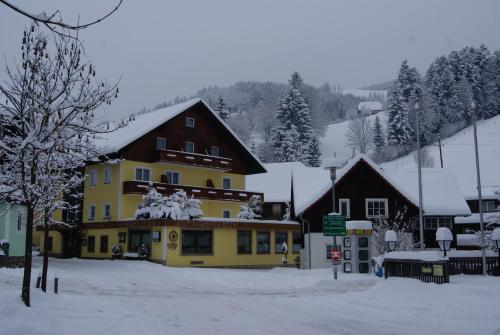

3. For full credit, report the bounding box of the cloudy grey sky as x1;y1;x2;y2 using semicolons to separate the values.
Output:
1;0;500;119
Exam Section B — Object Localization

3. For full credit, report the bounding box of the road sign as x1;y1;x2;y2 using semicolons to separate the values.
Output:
330;248;341;265
323;214;346;236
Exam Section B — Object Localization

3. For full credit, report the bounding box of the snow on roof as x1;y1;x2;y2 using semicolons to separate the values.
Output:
384;168;471;216
200;217;299;225
246;162;306;203
455;212;500;225
292;167;332;216
382;114;500;199
358;101;383;111
346;220;372;230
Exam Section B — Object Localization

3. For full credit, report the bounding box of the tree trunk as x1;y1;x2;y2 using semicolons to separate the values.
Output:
41;211;49;292
21;205;34;307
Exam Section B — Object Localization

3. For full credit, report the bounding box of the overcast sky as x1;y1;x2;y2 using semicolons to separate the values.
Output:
1;0;500;119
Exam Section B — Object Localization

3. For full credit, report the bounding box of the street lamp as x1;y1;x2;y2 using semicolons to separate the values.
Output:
415;102;425;251
436;227;453;257
493;228;500;273
384;230;397;252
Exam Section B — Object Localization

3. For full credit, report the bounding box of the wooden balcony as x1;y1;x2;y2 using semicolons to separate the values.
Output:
123;180;263;203
154;149;232;171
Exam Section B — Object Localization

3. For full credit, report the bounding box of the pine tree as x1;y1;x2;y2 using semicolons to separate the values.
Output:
387;84;412;145
373;116;385;153
214;95;230;121
307;136;322;167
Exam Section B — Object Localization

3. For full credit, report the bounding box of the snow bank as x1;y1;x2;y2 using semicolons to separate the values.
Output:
346;220;372;230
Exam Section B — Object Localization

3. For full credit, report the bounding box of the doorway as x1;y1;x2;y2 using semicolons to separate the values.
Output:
129;230;152;253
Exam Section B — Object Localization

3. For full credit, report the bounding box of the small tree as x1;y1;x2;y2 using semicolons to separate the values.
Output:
214;95;230;121
345;116;373;154
237;195;262;220
307;136;322;167
372;202;411;254
373;116;385;153
135;188;203;220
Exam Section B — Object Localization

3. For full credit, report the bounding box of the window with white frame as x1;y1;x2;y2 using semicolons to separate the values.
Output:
210;145;220;157
89;205;96;220
481;200;497;212
165;171;180;185
89;169;97;186
339;199;350;218
103;204;111;219
424;217;452;230
222;209;231;218
222;177;231;190
104;166;112;184
365;198;388;218
156;137;167;150
185;117;195;128
185;142;195;153
135;168;151;182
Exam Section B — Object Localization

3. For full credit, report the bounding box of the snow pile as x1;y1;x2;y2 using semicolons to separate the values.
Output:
346;220;372;230
384;168;471;216
384;251;445;261
382;114;500;198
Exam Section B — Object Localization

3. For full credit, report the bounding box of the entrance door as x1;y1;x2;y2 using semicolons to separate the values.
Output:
129;230;152;253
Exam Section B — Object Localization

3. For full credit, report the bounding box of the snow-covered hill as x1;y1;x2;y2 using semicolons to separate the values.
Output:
382;115;500;198
319;111;388;164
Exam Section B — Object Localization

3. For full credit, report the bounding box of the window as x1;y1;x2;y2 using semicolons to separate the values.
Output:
165;171;180;185
210;145;220;157
89;169;97;186
104;166;112;184
87;236;95;253
365;198;388;218
339;199;350;218
343;250;351;260
89;205;96;221
100;236;108;253
222;177;231;190
156;137;167;150
185;117;195;128
103;204;111;219
272;204;282;218
292;231;301;253
274;232;288;253
424;217;452;230
135;168;151;182
237;231;252;254
358;237;369;248
47;237;53;252
185;141;195;153
118;232;127;243
482;200;497;212
182;230;213;255
257;232;270;254
222;209;231;219
359;250;369;260
16;212;23;231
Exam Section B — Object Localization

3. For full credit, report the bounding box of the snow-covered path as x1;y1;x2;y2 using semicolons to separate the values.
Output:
1;258;499;335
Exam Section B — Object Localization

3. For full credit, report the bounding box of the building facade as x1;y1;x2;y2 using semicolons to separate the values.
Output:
0;203;27;257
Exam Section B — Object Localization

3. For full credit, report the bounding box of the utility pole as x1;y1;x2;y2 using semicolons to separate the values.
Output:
438;133;444;168
472;104;487;275
416;103;425;251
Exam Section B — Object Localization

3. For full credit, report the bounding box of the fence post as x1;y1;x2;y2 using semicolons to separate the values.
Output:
54;275;59;294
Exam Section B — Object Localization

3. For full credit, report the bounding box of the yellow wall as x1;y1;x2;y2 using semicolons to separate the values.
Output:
83;163;121;223
38;230;63;256
80;227;128;258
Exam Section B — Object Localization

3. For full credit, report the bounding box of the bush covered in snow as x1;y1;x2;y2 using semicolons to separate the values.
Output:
135;187;203;220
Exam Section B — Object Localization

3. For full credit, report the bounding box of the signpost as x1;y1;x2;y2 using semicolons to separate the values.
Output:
323;213;346;279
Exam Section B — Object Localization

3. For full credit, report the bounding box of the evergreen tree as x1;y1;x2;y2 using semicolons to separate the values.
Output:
373;116;385;153
214;95;230;121
307;136;322;167
387;83;412;145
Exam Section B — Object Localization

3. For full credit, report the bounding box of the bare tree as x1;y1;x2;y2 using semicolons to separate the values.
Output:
345;116;374;154
372;202;412;254
0;0;122;36
0;24;121;306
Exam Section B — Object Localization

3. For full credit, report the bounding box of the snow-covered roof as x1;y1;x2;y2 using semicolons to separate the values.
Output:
246;162;306;203
384;168;472;216
292;167;332;216
382;114;500;199
384;251;446;262
95;99;265;173
358;101;383;112
455;212;500;225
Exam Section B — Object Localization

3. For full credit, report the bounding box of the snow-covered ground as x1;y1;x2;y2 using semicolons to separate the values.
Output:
320;111;387;164
1;258;500;335
382;115;500;198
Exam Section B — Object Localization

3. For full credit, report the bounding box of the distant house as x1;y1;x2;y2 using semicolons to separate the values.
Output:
248;155;471;267
357;101;383;116
455;195;500;233
0;203;27;257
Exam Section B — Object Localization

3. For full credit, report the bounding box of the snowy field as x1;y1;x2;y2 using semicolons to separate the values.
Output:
1;258;500;335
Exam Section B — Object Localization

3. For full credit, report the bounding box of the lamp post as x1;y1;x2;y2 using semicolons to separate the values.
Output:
493;228;500;275
385;230;397;253
436;227;453;258
324;157;344;280
415;102;425;251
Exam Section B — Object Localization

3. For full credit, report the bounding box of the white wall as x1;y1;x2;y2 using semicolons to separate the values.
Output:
301;233;340;269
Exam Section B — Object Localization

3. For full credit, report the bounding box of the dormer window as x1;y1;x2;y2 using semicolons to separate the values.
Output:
156;137;166;150
186;117;195;128
210;145;220;157
185;142;194;153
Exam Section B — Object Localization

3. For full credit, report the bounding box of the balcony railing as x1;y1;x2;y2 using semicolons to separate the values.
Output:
154;149;232;170
123;180;263;203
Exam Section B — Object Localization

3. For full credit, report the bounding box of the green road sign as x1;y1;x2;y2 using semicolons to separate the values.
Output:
323;214;346;236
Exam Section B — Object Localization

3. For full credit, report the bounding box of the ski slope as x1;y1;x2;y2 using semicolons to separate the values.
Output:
319;111;387;165
382;115;500;198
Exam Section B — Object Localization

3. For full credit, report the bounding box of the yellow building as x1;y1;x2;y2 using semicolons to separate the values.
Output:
77;99;300;267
